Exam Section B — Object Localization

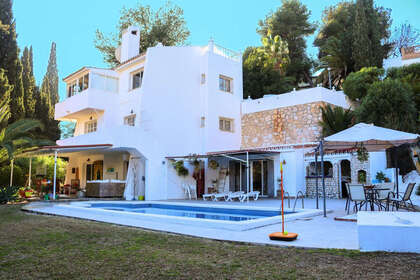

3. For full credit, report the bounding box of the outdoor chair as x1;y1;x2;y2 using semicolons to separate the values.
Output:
188;184;197;200
344;182;350;212
225;191;244;201
388;183;416;211
348;184;367;214
375;187;393;211
239;191;260;202
182;184;192;200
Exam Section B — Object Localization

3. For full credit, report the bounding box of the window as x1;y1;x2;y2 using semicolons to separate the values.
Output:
219;75;232;92
67;73;89;97
131;70;144;90
124;114;136;126
84;120;97;134
306;161;333;177
219;117;233;132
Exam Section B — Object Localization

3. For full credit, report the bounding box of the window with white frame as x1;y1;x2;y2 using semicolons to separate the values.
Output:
84;120;97;134
219;75;232;93
124;114;136;126
67;73;89;97
219;117;234;132
131;69;144;90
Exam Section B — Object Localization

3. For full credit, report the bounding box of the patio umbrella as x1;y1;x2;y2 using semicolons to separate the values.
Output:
322;122;419;199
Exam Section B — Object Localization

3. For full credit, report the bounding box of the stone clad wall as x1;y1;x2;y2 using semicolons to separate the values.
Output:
241;101;326;148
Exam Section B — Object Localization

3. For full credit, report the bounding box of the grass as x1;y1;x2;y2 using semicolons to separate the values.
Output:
0;204;419;280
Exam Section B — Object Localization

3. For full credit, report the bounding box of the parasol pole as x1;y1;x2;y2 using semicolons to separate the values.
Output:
281;162;284;234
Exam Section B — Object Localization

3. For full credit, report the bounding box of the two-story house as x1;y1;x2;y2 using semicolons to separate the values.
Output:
53;26;242;200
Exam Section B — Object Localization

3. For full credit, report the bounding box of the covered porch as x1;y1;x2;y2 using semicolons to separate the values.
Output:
17;144;146;200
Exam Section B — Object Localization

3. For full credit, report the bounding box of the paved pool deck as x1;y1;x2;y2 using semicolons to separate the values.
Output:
23;198;362;250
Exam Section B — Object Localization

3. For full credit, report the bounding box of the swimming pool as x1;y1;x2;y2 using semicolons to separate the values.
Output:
29;201;324;231
89;203;289;222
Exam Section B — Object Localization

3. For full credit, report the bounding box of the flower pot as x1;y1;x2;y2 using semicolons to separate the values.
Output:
138;195;144;201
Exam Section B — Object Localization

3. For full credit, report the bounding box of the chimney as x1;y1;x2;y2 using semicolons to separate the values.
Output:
116;26;140;63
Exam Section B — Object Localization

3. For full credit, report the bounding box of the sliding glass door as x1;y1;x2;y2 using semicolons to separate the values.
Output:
251;160;268;196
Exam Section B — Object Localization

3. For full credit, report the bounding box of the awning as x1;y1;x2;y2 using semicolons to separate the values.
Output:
166;148;280;162
17;144;113;158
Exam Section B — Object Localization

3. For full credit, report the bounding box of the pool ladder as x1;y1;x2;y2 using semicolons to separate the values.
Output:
281;191;305;211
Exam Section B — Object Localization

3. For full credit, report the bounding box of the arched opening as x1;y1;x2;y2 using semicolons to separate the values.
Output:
357;170;367;184
306;161;333;177
340;160;351;198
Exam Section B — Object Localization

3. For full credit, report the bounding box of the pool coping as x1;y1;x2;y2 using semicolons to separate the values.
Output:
23;200;326;231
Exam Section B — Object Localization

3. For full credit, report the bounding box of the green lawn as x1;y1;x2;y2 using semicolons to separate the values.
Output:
0;204;419;280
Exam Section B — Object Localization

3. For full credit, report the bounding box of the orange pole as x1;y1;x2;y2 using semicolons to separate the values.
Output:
281;163;284;234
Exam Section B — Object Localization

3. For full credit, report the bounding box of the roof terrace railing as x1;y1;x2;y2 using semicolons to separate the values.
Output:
213;43;241;62
401;45;420;60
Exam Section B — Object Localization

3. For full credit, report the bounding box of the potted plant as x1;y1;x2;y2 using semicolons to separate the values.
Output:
209;160;219;170
172;160;189;177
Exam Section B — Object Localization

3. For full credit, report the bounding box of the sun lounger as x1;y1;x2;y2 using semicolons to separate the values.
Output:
213;192;231;201
202;193;215;201
225;191;244;201
240;191;260;202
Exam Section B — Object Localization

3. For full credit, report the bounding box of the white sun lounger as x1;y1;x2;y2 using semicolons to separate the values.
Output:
202;193;215;201
213;192;231;201
225;191;244;201
240;191;260;202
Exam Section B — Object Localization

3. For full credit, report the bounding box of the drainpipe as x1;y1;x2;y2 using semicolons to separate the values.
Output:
246;152;249;203
315;150;319;209
53;150;58;200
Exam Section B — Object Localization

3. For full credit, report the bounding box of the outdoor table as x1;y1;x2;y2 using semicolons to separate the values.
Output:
364;186;390;211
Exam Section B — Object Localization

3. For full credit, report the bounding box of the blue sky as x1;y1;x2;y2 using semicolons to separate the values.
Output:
13;0;420;100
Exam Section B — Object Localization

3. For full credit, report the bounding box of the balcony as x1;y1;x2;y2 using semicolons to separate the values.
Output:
55;88;117;121
56;70;119;121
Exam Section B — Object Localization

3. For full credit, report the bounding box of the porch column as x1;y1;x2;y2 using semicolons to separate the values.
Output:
315;151;319;209
246;152;249;203
28;157;32;187
320;140;326;217
9;159;14;187
53;150;58;200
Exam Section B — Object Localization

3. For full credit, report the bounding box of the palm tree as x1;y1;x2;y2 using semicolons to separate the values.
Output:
319;104;354;137
0;96;52;162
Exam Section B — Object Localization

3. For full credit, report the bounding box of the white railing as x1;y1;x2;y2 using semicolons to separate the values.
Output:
213;44;241;62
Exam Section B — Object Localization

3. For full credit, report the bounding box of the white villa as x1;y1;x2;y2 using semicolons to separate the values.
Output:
29;26;414;201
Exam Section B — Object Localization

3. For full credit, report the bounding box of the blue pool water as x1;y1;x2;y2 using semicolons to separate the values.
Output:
89;203;287;222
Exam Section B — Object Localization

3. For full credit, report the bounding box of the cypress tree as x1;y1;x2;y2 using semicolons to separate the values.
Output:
0;0;25;123
29;46;34;77
0;69;12;126
352;0;372;71
21;46;36;118
36;76;60;141
46;42;59;105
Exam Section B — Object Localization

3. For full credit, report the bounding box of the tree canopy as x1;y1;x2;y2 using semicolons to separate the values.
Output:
314;0;392;88
94;1;190;66
242;46;294;99
258;0;316;85
355;79;417;133
342;67;384;101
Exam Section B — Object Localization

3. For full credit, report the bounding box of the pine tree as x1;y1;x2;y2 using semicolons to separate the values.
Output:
0;0;25;123
46;42;59;105
21;46;36;118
